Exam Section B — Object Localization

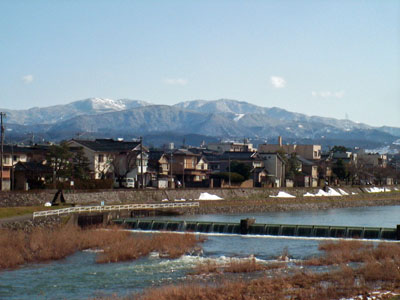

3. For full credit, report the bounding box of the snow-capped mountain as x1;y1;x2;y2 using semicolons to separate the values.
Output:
2;98;399;149
1;98;152;125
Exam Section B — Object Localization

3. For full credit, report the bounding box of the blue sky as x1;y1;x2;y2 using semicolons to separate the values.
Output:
0;0;399;127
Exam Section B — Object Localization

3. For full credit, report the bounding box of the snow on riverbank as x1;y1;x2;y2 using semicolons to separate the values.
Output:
197;193;223;200
303;188;342;197
269;191;296;198
367;187;391;193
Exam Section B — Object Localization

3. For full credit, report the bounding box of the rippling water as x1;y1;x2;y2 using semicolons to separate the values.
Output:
0;205;399;300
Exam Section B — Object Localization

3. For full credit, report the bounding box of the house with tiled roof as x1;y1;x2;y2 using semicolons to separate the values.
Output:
66;139;148;186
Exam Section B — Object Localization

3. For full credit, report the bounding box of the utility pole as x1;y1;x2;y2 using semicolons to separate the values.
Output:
140;136;144;189
182;160;185;188
11;144;14;191
228;154;231;187
169;143;174;188
0;112;6;191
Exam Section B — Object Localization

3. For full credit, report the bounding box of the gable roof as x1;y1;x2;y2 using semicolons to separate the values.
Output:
220;151;261;161
296;155;316;166
14;161;53;173
70;139;140;152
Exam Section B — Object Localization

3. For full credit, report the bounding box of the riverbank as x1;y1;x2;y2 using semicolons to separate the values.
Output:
0;186;399;207
187;193;400;215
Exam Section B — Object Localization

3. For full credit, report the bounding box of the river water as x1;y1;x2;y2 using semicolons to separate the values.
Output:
1;205;399;300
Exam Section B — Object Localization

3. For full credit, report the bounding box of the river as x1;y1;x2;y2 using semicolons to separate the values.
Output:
0;205;399;300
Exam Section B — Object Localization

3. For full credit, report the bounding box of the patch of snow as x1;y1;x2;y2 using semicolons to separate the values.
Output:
394;187;398;191
174;199;186;202
338;188;349;196
161;199;168;202
314;189;329;196
304;188;342;197
326;187;342;196
233;114;245;121
384;187;391;192
270;191;295;198
303;192;315;197
367;187;385;193
197;193;223;200
351;192;358;195
44;202;52;207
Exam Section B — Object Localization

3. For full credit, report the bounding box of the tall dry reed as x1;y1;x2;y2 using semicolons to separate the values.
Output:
0;226;204;270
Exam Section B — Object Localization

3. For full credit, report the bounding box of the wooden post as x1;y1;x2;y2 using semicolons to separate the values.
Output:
240;218;256;234
397;225;400;240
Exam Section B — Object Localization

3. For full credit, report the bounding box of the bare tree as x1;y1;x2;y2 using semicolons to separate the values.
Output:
111;151;139;186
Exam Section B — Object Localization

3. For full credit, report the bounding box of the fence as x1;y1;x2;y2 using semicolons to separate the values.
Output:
33;202;200;219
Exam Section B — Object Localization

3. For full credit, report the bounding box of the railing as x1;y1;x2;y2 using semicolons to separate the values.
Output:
33;202;200;219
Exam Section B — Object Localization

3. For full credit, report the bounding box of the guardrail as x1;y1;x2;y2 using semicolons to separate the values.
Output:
33;202;200;219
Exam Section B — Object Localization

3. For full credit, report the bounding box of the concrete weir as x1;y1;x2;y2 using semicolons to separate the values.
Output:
113;218;400;241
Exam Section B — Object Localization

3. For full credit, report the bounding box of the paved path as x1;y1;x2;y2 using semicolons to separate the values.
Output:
0;214;32;225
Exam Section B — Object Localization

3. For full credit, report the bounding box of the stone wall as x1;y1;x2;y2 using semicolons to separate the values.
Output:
0;186;399;207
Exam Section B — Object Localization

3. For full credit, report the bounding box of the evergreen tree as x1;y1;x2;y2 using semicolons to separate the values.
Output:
230;161;251;180
72;147;91;180
46;143;73;182
332;159;348;180
286;153;301;180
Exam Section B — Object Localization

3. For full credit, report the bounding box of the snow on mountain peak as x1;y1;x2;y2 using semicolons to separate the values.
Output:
234;114;245;121
89;98;126;111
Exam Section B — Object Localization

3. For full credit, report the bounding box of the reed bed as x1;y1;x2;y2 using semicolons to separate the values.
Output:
96;241;399;300
0;226;204;270
300;240;400;266
191;257;285;275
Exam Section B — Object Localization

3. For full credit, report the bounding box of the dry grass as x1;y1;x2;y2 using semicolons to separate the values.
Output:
97;232;204;263
191;257;285;275
300;240;400;267
99;241;399;300
0;205;72;219
0;226;204;270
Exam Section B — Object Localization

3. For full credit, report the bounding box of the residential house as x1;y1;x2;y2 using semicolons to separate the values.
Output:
295;156;319;187
206;140;256;153
147;150;171;188
258;152;286;187
66;139;148;187
170;149;209;187
258;136;321;161
205;151;263;174
14;161;53;190
357;153;388;169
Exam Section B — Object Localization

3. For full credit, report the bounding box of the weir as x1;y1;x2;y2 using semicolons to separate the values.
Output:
113;218;400;241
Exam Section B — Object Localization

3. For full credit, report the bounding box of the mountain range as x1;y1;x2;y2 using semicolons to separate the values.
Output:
2;98;399;151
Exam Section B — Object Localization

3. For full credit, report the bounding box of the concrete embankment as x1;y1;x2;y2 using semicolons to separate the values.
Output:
0;215;62;231
1;187;400;230
0;186;395;206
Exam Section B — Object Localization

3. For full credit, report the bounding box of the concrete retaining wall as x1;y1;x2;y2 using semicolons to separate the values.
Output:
0;186;399;207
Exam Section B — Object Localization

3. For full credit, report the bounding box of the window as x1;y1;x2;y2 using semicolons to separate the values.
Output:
98;154;104;163
13;155;19;162
4;155;11;164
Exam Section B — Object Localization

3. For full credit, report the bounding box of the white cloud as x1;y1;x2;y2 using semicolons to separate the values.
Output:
311;90;345;99
163;78;188;86
270;76;286;88
22;74;34;84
